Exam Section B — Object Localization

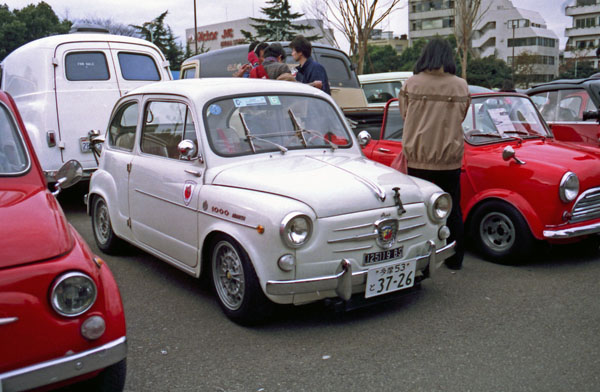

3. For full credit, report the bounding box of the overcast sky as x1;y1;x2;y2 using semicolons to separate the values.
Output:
2;0;573;50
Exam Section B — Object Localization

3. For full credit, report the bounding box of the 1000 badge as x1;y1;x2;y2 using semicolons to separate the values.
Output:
365;259;416;298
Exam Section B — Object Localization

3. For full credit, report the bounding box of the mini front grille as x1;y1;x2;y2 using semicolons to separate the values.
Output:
571;187;600;223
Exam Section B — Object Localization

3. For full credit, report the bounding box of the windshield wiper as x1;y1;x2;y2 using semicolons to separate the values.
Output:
238;112;287;154
287;109;338;151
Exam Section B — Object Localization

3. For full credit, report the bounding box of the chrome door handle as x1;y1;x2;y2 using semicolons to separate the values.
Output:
185;169;201;177
378;148;392;153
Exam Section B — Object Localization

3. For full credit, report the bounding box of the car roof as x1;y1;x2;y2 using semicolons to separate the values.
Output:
528;75;600;91
126;78;332;102
358;72;413;83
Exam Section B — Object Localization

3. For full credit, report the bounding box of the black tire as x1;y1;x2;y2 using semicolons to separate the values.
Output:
84;359;126;392
470;200;534;264
211;234;272;325
91;196;123;254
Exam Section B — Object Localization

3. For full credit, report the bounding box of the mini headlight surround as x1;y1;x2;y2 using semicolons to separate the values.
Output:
559;172;579;203
50;272;97;317
280;213;313;248
429;192;452;222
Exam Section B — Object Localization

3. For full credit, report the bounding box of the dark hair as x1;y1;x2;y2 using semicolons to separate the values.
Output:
264;43;286;60
290;35;311;58
413;37;456;75
248;41;258;53
254;42;269;56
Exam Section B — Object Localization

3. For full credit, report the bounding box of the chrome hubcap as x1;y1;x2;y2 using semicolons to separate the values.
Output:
480;211;515;252
95;200;110;243
212;241;245;310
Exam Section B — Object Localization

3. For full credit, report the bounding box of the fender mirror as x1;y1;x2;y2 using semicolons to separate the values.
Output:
52;160;83;196
357;130;372;147
502;146;525;165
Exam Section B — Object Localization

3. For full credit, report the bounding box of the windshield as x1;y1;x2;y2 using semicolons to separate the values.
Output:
462;95;550;144
204;94;352;156
0;102;30;175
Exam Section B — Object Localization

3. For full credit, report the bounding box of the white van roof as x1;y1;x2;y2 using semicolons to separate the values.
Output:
358;72;413;84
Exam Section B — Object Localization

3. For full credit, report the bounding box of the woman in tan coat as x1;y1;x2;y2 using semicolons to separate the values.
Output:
398;38;470;270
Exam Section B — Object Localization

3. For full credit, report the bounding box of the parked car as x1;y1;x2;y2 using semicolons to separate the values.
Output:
527;77;600;147
360;93;600;263
87;78;455;324
0;27;172;183
179;43;385;140
0;90;127;391
358;72;412;107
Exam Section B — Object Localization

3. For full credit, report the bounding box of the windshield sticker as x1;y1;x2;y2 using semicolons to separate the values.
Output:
488;108;516;133
268;96;281;105
209;104;222;115
233;97;267;107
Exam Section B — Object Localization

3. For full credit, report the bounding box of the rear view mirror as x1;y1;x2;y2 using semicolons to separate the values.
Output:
178;139;197;160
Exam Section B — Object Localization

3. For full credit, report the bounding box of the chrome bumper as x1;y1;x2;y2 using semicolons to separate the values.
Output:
543;221;600;239
266;241;455;301
0;336;126;392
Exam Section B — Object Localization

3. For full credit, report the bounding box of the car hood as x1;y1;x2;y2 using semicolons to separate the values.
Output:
0;188;73;268
211;154;429;218
513;139;600;177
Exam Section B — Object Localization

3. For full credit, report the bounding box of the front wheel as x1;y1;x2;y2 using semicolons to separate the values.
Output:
91;196;123;254
211;234;271;325
471;200;534;264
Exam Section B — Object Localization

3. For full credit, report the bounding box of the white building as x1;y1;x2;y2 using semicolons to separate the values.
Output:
564;0;600;67
185;18;336;53
408;0;559;82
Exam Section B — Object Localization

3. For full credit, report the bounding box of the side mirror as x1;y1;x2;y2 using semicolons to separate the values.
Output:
502;146;525;165
583;110;599;121
357;130;372;147
178;139;197;161
52;160;83;196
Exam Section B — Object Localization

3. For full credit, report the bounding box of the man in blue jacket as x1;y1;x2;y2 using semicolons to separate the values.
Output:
290;35;331;95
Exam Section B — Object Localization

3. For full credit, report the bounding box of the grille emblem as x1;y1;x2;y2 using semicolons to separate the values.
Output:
375;218;399;249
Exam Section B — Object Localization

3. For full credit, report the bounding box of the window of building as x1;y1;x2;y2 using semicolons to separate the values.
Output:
508;37;556;48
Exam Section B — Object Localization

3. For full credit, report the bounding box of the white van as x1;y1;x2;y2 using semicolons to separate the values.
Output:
0;31;172;181
358;71;413;107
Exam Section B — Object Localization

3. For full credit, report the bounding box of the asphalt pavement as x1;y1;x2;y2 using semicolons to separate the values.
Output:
58;186;600;392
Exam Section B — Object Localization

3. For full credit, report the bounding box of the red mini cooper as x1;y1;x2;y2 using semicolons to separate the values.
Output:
360;93;600;263
0;90;126;391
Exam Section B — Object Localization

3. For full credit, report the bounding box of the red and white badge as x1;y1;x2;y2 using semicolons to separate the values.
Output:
183;181;196;206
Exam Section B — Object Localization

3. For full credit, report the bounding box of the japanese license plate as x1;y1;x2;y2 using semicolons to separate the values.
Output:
363;246;403;266
365;259;416;298
79;137;91;153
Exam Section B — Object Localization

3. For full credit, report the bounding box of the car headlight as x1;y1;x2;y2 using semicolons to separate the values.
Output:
280;213;313;248
559;172;579;203
50;272;97;317
428;192;452;222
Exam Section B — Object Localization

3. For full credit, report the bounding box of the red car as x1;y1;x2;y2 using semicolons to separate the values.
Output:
360;93;600;263
0;90;126;391
527;77;600;148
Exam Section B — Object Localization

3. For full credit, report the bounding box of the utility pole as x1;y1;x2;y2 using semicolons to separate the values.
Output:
193;0;198;55
511;21;515;83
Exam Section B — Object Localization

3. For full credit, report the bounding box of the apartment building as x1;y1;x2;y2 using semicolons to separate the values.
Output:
368;29;409;54
565;0;600;67
408;0;559;82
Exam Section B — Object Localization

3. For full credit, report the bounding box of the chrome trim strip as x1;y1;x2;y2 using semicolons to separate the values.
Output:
135;188;196;211
398;214;423;221
333;223;374;232
397;222;426;232
0;317;18;326
327;232;378;244
266;242;455;298
0;336;127;392
543;221;600;239
333;245;373;253
307;156;387;201
397;233;422;242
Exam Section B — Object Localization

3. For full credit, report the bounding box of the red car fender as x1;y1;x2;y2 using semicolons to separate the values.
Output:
464;188;545;240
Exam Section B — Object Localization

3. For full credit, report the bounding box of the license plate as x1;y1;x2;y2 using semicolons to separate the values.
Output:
363;246;403;265
80;137;91;153
365;259;416;298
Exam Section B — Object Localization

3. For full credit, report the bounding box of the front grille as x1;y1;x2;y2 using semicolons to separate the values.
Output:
571;187;600;223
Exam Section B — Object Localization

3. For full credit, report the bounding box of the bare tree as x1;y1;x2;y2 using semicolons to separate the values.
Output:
453;0;490;79
305;0;403;74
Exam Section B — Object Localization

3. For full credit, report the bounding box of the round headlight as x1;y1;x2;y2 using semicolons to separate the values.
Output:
559;172;579;203
429;192;452;222
50;272;97;317
280;213;313;248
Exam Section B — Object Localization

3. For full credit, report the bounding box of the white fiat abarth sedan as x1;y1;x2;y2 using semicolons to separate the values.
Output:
87;78;455;324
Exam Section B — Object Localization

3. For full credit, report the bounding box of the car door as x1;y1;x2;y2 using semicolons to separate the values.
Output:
531;89;600;146
128;98;203;268
108;42;171;94
54;42;121;170
369;101;404;166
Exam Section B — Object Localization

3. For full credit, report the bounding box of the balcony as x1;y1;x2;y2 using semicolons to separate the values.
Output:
566;3;600;16
565;25;600;37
